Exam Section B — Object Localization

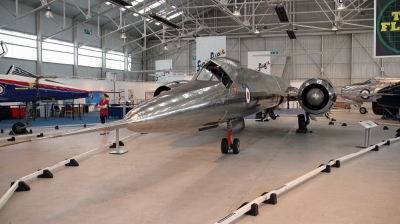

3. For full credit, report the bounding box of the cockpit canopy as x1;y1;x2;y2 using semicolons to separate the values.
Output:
195;60;234;88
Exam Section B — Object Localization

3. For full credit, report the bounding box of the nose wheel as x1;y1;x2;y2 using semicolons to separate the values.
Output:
221;121;240;154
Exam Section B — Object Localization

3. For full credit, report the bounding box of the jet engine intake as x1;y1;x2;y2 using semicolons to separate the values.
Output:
298;78;336;115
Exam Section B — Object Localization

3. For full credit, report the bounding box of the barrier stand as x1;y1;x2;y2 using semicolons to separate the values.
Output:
215;136;400;224
357;121;378;148
0;133;137;210
109;129;128;155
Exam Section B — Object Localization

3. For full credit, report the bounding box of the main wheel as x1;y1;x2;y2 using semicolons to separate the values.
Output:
232;138;240;154
12;122;26;135
221;138;228;154
359;107;367;114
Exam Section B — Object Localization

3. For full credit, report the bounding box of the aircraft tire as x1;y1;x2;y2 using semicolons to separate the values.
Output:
12;122;26;135
232;138;240;154
221;138;228;154
359;107;367;114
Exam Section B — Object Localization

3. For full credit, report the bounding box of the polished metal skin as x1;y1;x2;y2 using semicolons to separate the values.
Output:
341;77;400;103
59;57;336;137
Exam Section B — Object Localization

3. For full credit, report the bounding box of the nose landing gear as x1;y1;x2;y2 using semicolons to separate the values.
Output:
221;121;240;154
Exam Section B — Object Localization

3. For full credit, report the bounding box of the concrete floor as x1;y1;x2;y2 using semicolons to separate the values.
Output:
0;107;399;224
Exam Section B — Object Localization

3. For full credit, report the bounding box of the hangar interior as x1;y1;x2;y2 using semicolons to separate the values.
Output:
0;0;400;223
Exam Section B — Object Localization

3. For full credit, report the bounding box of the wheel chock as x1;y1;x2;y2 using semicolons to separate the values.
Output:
55;126;59;129
319;164;331;173
37;133;43;137
10;181;30;192
384;140;391;146
329;122;334;125
373;145;379;151
342;123;347;126
65;159;79;166
37;169;53;178
261;192;277;205
383;126;389;130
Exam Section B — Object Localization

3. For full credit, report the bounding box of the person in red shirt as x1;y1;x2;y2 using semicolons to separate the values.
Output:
99;93;109;135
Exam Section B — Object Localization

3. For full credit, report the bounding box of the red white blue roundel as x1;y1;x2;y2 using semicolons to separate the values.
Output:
360;88;370;100
0;84;5;96
245;84;251;107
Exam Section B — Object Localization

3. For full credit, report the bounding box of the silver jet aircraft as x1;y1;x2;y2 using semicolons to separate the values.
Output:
341;77;400;114
53;57;337;154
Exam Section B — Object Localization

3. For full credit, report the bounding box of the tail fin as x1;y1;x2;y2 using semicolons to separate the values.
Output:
281;56;292;84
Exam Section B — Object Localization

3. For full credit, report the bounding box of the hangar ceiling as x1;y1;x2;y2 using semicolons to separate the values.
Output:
1;0;374;53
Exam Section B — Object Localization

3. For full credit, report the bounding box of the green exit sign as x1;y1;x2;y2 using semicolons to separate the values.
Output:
192;56;196;60
84;29;92;35
270;51;278;55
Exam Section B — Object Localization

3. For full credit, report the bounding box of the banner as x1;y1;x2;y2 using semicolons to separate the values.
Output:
374;0;400;58
247;51;271;74
195;36;226;72
155;59;172;82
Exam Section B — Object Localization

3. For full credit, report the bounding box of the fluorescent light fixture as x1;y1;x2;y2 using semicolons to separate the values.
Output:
44;6;53;19
233;6;241;16
163;43;168;51
274;4;289;22
286;29;296;39
148;12;181;29
254;26;260;34
105;1;112;5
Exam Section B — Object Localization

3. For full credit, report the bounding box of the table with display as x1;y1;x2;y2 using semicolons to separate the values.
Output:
108;106;134;119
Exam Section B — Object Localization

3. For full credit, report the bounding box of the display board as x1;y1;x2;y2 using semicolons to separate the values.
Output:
374;0;400;58
195;36;226;72
247;51;271;74
155;59;173;82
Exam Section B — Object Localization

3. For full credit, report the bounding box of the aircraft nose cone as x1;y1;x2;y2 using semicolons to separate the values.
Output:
307;88;324;106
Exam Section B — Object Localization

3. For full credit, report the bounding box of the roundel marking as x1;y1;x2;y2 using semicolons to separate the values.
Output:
0;84;5;95
245;84;251;107
360;88;370;100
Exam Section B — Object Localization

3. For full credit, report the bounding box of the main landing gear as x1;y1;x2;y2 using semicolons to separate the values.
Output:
221;121;240;154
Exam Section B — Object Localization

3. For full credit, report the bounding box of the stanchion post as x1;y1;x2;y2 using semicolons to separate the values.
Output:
110;129;127;155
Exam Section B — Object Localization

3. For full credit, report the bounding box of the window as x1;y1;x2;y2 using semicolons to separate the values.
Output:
78;46;102;68
0;29;37;61
42;39;74;65
106;51;124;70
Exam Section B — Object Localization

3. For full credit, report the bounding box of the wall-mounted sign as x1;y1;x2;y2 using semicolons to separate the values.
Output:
84;29;92;35
374;0;400;58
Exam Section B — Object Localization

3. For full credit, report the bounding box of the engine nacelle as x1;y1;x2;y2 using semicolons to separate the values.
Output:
298;78;337;115
153;80;189;97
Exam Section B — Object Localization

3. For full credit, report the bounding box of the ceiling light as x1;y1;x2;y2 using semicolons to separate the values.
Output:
163;43;168;51
332;22;338;31
233;6;241;16
254;26;260;34
120;29;126;39
44;6;53;19
337;0;346;10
